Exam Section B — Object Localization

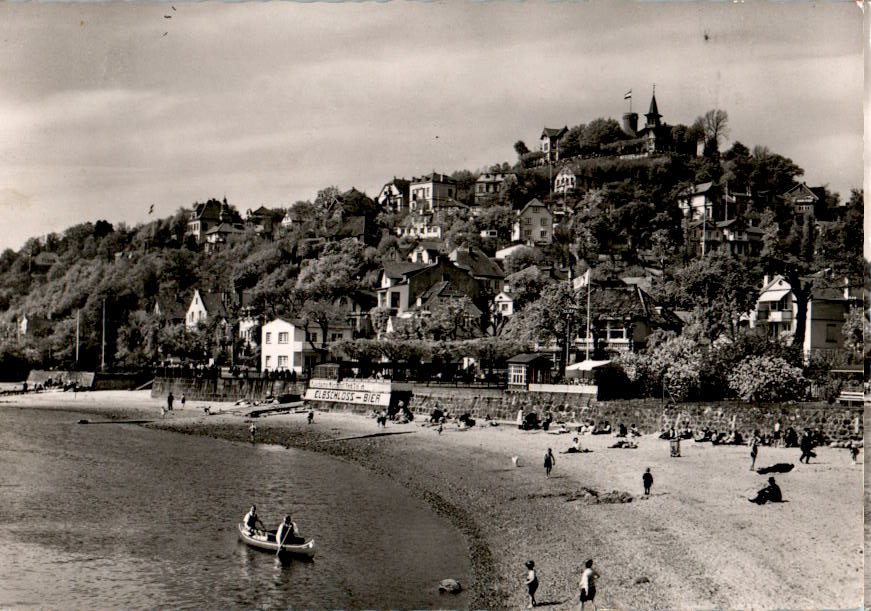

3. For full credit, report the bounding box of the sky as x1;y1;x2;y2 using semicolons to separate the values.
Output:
0;1;864;254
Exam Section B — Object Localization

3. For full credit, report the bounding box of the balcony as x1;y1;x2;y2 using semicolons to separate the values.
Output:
767;310;793;323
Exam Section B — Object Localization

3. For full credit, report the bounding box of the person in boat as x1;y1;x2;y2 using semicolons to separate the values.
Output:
243;505;265;535
276;514;301;546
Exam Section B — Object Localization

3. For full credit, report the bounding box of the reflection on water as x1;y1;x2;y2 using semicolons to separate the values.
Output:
0;407;471;608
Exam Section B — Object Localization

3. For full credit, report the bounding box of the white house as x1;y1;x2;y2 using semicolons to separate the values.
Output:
185;289;228;330
493;291;514;316
511;198;553;244
261;317;353;374
554;166;579;195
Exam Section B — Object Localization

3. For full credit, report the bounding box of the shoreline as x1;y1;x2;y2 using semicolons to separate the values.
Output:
2;390;863;609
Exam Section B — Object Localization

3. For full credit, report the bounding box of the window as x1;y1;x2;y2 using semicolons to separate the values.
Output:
522;217;531;226
826;323;838;343
278;332;289;344
277;355;289;368
306;331;317;343
390;292;400;309
264;332;272;344
264;356;272;369
540;217;547;226
509;364;526;386
331;333;343;342
540;230;547;239
608;327;626;340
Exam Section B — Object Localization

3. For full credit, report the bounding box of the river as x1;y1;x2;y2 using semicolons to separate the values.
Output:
0;406;471;608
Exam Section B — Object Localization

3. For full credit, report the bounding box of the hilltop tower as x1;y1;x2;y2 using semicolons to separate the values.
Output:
622;112;638;136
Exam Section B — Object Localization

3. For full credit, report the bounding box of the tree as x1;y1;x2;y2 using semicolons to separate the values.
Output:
841;305;864;363
728;356;808;402
697;109;729;154
514;140;530;158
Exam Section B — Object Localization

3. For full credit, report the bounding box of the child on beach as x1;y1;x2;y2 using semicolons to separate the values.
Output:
749;431;760;471
850;441;859;464
249;422;257;444
579;558;599;610
524;560;538;608
642;467;653;496
544;448;555;478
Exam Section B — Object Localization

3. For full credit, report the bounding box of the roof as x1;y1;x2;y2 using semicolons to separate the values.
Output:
449;247;504;279
758;288;791;302
333;216;366;239
204;222;243;235
541;126;567;139
383;261;428;280
267;315;351;329
689;181;715;195
414;240;445;251
191;200;223;221
410;172;456;185
508;353;553;364
199;292;229;318
155;299;187;320
495;244;530;260
646;93;660;118
811;286;851;301
517;198;551;217
783;182;824;203
476;172;512;183
565;359;611;372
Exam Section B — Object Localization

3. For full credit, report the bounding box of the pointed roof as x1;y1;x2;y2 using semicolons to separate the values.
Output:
383;261;429;280
517;198;552;217
197;291;228;318
647;93;660;119
449;246;504;279
541;126;568;139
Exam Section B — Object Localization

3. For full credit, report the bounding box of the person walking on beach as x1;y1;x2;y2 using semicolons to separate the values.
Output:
307;409;314;424
642;467;653;496
849;440;859;464
749;430;760;471
579;558;599;611
249;422;257;444
167;392;174;412
180;393;186;408
524;560;538;608
544;448;555;478
799;430;815;464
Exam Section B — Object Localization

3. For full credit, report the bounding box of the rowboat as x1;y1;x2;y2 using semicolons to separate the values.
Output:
237;523;317;558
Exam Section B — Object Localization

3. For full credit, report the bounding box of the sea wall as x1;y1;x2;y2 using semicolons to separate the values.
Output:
407;388;863;442
152;376;305;402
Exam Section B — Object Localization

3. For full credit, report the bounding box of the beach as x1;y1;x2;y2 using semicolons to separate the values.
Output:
2;390;863;609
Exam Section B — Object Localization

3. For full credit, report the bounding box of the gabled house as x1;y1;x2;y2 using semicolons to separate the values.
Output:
261;316;353;374
540;126;568;163
715;218;763;257
512;198;553;244
245;206;280;238
634;91;670;155
17;313;51;337
185;289;229;330
493;290;514;316
409;240;445;264
154;297;187;327
474;171;514;203
377;178;411;213
396;214;444;240
574;279;683;355
377;259;480;315
782;182;827;216
749;275;858;359
448;246;504;295
203;223;244;253
554;166;580;195
409;173;457;213
187;198;237;243
678;182;723;221
281;205;308;230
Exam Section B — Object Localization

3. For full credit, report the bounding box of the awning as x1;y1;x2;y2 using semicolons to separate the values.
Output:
758;289;790;302
566;360;611;372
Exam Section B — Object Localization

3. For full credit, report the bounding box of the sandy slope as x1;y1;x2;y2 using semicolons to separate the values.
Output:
3;390;863;609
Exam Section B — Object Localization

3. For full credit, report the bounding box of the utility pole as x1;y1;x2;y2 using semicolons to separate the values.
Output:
75;309;80;367
101;299;106;372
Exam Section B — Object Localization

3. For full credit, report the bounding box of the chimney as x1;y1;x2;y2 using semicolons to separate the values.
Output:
762;274;769;289
843;276;850;300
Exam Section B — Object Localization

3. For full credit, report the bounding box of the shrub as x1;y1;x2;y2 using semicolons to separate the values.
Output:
728;356;808;402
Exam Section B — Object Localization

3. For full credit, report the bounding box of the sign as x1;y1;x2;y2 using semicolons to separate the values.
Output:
305;378;392;407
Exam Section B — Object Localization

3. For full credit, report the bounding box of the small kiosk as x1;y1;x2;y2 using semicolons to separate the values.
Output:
507;353;553;390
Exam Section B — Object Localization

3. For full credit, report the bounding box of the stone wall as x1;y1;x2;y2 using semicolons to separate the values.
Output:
152;377;305;402
407;387;863;443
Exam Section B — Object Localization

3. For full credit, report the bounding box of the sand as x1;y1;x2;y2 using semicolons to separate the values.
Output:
2;390;863;609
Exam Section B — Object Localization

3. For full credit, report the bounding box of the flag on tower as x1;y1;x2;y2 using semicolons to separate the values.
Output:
624;90;632;100
148;204;154;215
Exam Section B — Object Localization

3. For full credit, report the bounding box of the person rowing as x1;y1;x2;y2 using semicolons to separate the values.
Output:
243;505;265;535
276;514;301;548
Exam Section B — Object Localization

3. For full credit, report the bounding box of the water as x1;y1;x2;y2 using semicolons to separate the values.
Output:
0;407;471;608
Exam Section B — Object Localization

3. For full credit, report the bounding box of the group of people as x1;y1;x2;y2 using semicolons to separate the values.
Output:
524;558;599;609
242;505;303;546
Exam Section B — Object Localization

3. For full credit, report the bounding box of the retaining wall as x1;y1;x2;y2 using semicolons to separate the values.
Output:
152;377;305;402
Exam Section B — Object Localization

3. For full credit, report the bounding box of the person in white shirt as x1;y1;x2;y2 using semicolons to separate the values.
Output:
579;558;599;610
243;505;264;535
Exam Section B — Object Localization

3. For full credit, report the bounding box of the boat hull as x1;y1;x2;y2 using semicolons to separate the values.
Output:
237;523;317;558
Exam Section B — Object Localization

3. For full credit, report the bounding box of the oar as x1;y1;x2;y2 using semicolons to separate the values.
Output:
276;522;290;557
